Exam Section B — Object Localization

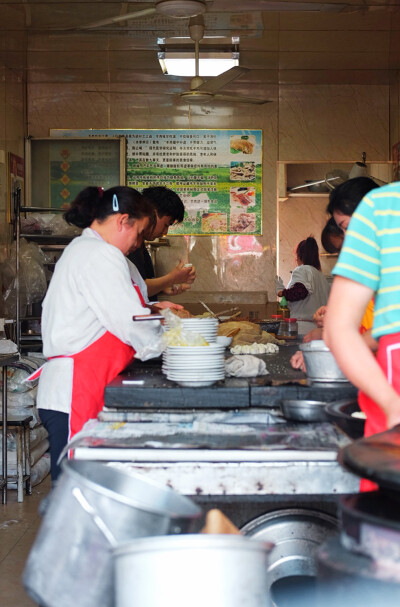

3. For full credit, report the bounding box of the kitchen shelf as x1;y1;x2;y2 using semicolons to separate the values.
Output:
20;206;66;213
13;197;78;351
287;192;329;198
20;234;74;245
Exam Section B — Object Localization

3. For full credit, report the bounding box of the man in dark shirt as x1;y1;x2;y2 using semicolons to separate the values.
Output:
128;186;195;300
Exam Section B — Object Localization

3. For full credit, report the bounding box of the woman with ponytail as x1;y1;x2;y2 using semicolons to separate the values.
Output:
276;236;331;336
34;186;168;481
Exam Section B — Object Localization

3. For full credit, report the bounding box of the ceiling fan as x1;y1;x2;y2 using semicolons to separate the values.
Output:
177;15;272;105
84;14;272;105
74;0;394;31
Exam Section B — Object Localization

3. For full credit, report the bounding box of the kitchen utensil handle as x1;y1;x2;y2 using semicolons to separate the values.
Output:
198;300;220;321
72;487;118;548
132;314;164;321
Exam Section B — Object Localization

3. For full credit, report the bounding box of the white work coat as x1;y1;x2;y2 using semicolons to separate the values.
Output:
286;264;331;326
37;228;163;413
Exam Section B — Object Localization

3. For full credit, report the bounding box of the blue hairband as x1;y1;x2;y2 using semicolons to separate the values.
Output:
112;194;119;212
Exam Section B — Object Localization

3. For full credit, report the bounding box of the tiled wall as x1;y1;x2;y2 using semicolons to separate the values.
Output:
7;77;398;309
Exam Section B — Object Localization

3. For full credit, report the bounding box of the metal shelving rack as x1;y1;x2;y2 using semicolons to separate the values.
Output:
13;195;71;352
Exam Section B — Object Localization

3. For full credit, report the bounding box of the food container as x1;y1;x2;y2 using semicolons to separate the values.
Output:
23;460;201;607
258;316;282;334
287;318;298;338
299;340;349;383
277;319;290;338
325;400;366;438
281;399;330;422
114;534;273;607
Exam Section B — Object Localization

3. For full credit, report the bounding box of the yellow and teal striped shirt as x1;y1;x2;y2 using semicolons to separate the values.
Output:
332;181;400;339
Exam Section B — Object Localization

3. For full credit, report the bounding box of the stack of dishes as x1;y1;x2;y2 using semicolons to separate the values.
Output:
162;343;226;387
165;317;218;343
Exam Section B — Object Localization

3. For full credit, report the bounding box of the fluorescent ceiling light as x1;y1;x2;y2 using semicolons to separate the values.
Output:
158;51;239;77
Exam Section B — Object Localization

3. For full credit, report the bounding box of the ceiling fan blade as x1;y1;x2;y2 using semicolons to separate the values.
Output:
213;94;272;105
207;0;348;11
194;66;249;93
77;8;156;30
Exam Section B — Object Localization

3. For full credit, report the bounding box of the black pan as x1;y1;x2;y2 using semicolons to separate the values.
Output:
325;399;365;439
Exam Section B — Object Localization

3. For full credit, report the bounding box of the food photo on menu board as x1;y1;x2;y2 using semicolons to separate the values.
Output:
50;128;263;235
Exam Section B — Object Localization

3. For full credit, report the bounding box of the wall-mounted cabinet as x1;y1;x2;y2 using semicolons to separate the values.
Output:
278;161;393;201
276;160;393;285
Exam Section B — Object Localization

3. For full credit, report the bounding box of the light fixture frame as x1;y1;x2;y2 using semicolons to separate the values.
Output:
157;37;240;78
158;50;239;77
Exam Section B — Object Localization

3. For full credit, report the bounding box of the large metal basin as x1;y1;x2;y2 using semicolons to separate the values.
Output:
23;459;201;607
299;340;348;383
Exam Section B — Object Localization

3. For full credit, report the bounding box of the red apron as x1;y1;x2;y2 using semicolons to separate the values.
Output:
30;282;146;439
358;332;400;491
67;330;135;437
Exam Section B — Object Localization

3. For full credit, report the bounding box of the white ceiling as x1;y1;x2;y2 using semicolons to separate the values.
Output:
1;0;400;105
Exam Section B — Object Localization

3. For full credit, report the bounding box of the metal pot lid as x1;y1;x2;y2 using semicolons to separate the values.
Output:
339;425;400;493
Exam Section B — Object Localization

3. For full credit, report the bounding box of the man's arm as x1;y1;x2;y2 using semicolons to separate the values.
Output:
146;262;196;297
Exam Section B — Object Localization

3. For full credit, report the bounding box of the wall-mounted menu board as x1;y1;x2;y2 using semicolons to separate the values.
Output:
26;137;125;208
51;129;263;235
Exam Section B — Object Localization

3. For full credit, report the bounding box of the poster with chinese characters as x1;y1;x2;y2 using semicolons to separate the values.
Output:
50;129;263;235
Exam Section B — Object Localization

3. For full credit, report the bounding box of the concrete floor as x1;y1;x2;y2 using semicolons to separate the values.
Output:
0;476;51;606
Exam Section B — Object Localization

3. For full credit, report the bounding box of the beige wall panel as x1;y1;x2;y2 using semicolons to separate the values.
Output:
279;84;389;162
279;30;390;53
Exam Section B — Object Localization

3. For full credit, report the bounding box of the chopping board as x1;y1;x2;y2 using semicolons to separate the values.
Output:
339;425;400;492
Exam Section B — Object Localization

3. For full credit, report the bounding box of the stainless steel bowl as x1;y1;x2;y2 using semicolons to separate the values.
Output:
299;340;348;383
281;399;329;422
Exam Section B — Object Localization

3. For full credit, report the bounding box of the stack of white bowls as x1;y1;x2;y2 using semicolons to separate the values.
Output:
164;317;219;344
162;343;226;387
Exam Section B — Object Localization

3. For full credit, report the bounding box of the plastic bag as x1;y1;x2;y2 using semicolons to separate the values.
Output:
2;239;47;316
161;308;208;347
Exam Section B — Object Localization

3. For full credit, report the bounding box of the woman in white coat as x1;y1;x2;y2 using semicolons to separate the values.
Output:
34;186;165;481
277;236;330;336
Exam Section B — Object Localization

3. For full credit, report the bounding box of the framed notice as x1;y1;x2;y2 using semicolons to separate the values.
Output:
8;153;25;221
51;129;263;235
26;137;126;208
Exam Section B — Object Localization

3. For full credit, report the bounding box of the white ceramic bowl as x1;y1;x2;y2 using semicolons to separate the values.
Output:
216;335;233;347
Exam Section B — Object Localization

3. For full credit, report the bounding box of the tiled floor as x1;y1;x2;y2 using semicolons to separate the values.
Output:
0;476;51;607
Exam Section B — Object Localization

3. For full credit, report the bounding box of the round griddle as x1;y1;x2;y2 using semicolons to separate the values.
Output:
339;425;400;493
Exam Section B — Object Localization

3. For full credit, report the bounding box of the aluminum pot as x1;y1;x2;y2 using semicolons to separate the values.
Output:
241;508;337;606
114;534;274;607
23;460;201;607
299;340;349;383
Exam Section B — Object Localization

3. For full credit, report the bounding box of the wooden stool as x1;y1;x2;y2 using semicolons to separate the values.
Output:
0;415;33;502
